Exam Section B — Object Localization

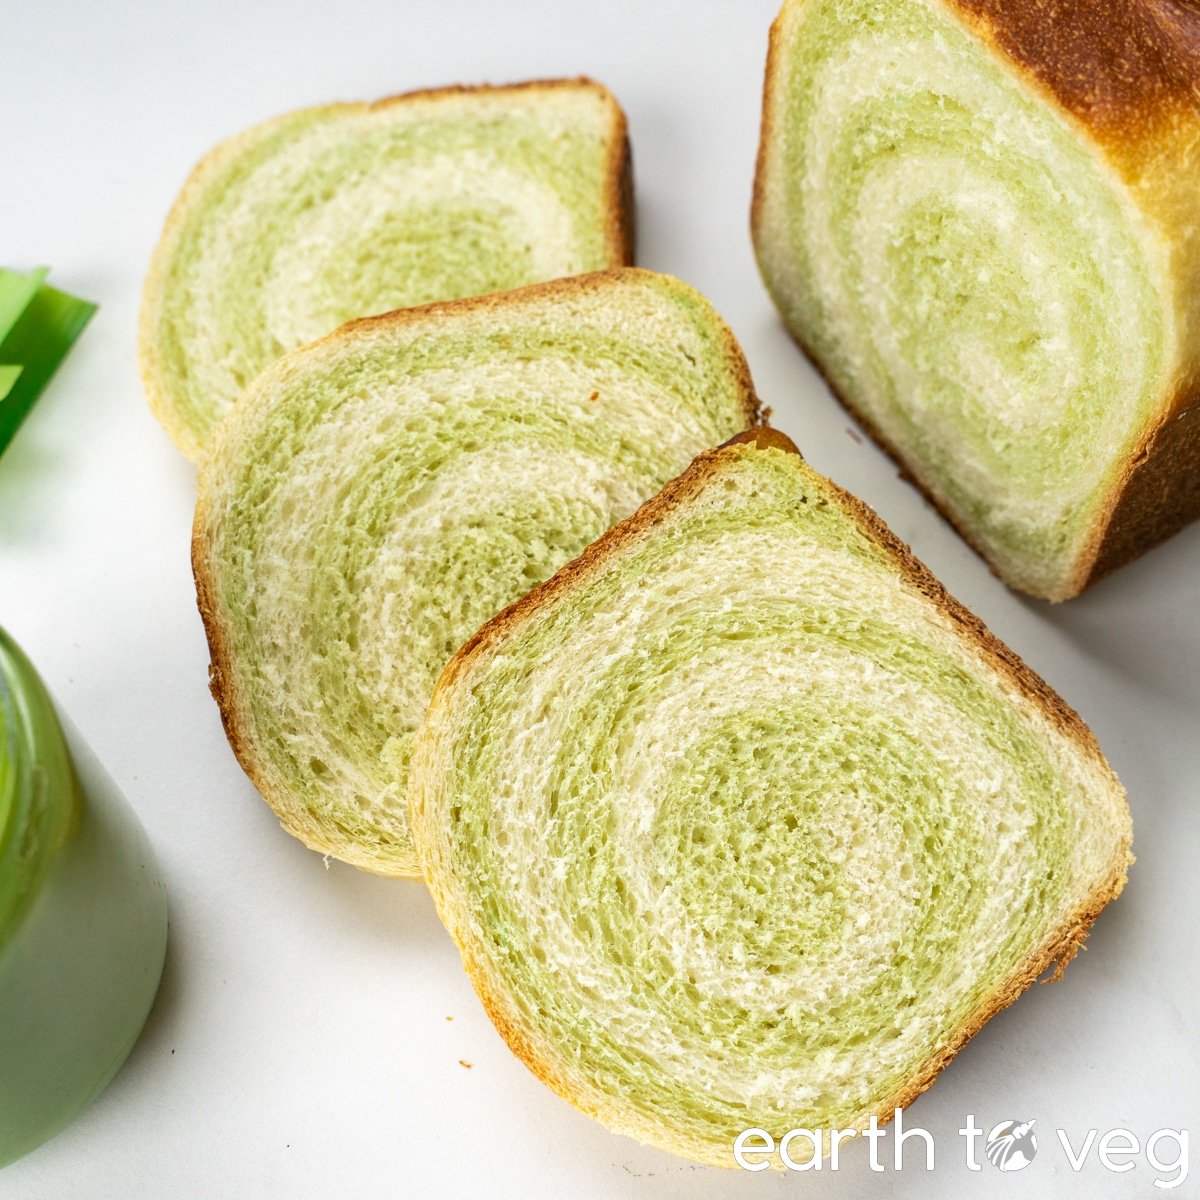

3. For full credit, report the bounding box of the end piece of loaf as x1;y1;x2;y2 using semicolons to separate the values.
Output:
193;269;760;876
410;429;1132;1167
754;0;1200;600
141;78;632;460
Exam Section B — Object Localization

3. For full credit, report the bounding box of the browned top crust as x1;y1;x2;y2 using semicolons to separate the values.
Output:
722;425;800;455
370;76;616;109
948;0;1200;151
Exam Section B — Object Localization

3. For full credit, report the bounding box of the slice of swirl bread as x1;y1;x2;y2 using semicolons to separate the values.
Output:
193;269;760;877
753;0;1200;600
410;428;1132;1168
141;78;632;460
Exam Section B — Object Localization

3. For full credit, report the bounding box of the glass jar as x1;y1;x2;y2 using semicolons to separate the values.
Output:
0;626;168;1167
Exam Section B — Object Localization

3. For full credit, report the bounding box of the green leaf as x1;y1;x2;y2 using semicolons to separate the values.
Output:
0;366;22;404
0;268;97;461
0;268;47;345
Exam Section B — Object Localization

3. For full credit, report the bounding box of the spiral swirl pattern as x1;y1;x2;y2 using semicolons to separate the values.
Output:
142;82;628;459
754;0;1170;599
194;271;757;876
412;441;1130;1165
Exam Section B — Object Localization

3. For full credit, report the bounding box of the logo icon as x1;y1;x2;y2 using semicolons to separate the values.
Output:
985;1119;1038;1171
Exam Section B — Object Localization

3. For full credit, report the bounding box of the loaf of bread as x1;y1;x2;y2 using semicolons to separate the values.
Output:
193;269;760;876
141;79;632;460
753;0;1200;600
410;428;1132;1167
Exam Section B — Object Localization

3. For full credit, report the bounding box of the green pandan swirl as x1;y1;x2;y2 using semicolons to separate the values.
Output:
142;82;629;459
195;270;758;876
755;0;1170;599
411;441;1131;1167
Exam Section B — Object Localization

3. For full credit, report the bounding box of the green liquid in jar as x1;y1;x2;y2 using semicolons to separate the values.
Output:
0;627;168;1168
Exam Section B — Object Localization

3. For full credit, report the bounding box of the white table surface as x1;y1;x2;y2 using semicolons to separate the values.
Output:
2;1;1196;1196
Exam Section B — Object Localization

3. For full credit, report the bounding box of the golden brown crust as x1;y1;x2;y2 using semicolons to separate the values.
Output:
191;505;263;832
418;435;1132;1168
141;77;635;462
721;424;797;455
749;4;788;270
1083;390;1200;587
947;0;1200;150
369;76;609;110
612;128;637;267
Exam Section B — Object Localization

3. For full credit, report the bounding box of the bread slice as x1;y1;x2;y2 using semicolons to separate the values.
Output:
410;428;1132;1168
753;0;1200;600
193;269;760;877
141;78;633;461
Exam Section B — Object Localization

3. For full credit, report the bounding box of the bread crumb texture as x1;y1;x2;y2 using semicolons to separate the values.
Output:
142;80;631;459
194;270;759;876
754;0;1200;599
410;439;1131;1168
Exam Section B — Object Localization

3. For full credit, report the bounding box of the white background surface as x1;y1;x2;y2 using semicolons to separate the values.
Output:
1;1;1196;1196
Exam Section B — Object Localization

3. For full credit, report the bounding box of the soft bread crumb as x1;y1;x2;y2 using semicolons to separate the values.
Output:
409;437;1131;1168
